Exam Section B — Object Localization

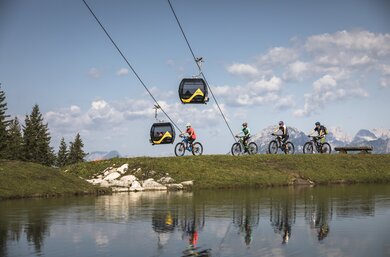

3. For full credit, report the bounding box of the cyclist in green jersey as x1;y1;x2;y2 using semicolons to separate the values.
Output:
236;122;251;152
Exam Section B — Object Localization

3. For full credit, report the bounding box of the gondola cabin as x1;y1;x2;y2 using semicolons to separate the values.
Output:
179;78;209;104
150;122;175;145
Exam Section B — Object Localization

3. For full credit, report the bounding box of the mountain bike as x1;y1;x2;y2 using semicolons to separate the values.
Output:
268;134;295;154
303;136;331;154
174;135;203;156
231;136;258;156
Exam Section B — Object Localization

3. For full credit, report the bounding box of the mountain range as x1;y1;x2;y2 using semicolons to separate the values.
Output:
251;126;390;154
85;151;121;162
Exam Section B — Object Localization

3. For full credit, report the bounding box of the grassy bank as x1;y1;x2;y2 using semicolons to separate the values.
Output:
0;160;109;199
65;154;390;189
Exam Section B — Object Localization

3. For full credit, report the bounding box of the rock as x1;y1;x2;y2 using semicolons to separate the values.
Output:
166;183;184;191
117;164;129;174
120;175;137;184
148;170;156;176
157;176;175;184
111;187;130;192
103;167;115;176
181;180;194;188
130;181;143;191
110;180;130;187
99;180;111;188
103;172;121;181
142;178;167;191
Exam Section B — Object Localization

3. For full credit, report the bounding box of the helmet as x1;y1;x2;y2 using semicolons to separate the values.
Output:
186;123;191;128
279;121;284;126
242;122;248;127
315;121;321;126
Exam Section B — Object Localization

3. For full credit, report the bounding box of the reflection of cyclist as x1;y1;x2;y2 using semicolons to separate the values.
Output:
181;123;196;148
236;122;251;152
272;121;289;146
310;122;328;144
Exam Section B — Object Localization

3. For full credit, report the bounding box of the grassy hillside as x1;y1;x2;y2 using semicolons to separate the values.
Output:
0;160;108;199
65;154;390;188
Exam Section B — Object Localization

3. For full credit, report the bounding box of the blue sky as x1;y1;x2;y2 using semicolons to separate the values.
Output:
1;0;389;156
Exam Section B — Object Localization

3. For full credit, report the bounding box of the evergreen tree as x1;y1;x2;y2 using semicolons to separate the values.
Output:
7;117;23;160
22;104;55;166
68;133;87;164
0;86;10;159
56;137;68;167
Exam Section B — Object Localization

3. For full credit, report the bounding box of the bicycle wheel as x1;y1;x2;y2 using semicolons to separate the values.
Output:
284;142;295;154
174;142;186;156
321;142;331;154
303;142;314;154
192;142;203;156
248;142;258;154
268;140;278;154
231;143;242;156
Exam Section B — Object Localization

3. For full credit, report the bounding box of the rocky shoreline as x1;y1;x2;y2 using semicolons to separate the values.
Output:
85;163;193;192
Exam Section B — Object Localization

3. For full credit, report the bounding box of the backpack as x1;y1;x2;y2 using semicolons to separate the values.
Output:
322;126;328;135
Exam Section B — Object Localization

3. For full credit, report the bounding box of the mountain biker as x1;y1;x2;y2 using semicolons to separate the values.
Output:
272;121;289;147
236;122;251;152
310;121;327;144
181;123;196;149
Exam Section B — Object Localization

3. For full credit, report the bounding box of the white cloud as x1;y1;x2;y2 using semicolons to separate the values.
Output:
227;63;259;76
117;68;129;76
283;61;309;81
258;47;299;65
88;68;101;78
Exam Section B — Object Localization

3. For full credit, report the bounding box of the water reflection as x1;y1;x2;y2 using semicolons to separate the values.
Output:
0;185;389;257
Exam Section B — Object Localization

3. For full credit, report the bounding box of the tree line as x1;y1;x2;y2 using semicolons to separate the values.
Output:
0;86;87;167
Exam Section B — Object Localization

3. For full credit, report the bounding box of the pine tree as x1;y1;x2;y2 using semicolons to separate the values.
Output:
6;117;23;160
68;133;87;164
56;137;68;167
22;104;55;166
0;86;10;159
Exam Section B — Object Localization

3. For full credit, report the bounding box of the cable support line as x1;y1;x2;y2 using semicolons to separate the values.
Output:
166;0;236;141
81;0;182;134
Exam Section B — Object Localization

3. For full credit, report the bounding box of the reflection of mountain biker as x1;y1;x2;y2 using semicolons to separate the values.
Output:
272;121;289;147
180;123;196;148
310;121;328;144
236;122;251;152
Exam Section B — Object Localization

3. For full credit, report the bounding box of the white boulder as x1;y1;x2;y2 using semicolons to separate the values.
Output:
117;164;129;174
130;181;143;191
120;175;137;184
166;183;184;190
103;172;121;181
157;176;175;184
142;178;167;191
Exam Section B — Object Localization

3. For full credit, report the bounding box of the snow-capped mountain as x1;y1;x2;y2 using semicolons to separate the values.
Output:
85;150;121;161
251;127;390;154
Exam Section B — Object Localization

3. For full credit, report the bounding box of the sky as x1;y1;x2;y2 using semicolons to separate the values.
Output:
0;0;389;156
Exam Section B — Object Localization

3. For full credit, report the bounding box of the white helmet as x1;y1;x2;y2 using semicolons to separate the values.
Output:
186;123;191;128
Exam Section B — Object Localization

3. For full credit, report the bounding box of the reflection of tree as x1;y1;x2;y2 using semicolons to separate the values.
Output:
270;192;296;244
24;207;50;254
232;193;260;246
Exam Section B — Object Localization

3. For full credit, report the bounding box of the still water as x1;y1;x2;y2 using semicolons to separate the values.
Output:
1;185;389;257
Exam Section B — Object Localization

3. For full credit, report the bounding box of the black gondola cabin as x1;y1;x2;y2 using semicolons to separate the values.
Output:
178;78;209;104
150;122;175;145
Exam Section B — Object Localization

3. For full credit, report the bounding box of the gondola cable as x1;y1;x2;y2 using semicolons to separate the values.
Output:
81;0;183;134
166;0;236;141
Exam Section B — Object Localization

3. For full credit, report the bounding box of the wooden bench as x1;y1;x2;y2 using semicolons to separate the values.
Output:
334;146;373;154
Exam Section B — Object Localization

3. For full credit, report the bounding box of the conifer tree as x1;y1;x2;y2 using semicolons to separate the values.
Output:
56;137;68;167
0;86;10;159
7;117;23;160
68;133;87;164
22;104;55;166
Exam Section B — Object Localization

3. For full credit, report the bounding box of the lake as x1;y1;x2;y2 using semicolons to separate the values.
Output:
1;184;389;257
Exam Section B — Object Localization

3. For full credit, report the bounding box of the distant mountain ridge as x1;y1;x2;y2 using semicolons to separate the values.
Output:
251;126;390;154
85;151;121;161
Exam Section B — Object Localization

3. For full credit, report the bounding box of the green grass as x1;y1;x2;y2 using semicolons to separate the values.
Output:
0;160;109;199
65;154;390;189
